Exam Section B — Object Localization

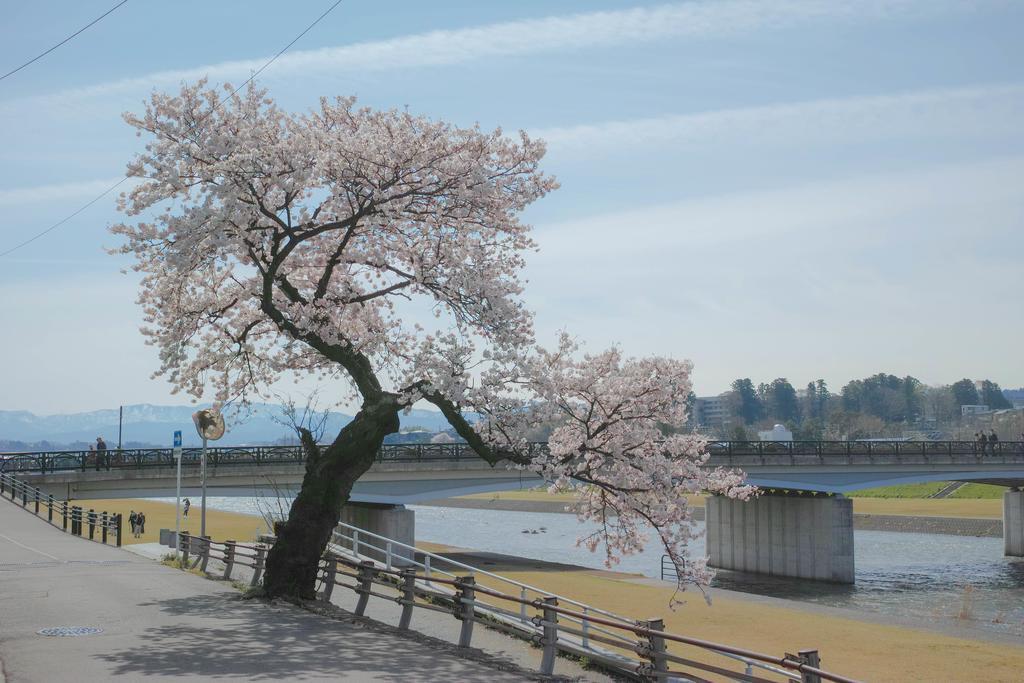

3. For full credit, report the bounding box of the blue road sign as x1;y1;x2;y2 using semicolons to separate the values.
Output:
173;430;182;448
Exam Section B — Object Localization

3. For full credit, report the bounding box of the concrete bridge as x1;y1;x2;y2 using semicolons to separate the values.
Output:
4;441;1023;584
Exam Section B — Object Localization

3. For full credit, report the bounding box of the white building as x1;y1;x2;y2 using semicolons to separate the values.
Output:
694;395;732;429
961;405;991;417
758;424;793;442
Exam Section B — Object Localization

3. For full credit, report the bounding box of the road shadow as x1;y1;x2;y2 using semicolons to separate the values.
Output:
94;591;552;681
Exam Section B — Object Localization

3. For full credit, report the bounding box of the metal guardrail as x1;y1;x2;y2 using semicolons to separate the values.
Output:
0;472;122;546
2;440;1023;475
661;554;678;583
171;525;860;683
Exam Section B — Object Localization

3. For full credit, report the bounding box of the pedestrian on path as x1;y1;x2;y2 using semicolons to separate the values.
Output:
96;437;107;470
183;498;191;518
129;511;139;538
989;430;999;455
978;432;987;456
138;511;146;536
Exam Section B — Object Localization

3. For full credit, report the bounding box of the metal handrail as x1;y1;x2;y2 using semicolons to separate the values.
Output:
0;472;122;546
332;519;622;618
171;526;859;682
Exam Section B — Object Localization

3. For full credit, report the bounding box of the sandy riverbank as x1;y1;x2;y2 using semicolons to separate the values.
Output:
76;498;270;546
95;497;1024;681
417;541;1024;682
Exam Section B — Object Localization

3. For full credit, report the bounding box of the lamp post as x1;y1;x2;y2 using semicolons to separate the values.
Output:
191;408;225;539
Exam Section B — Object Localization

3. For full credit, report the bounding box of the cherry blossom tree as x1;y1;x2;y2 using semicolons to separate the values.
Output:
112;82;752;600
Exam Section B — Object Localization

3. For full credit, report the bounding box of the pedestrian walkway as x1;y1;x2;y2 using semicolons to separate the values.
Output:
0;499;585;682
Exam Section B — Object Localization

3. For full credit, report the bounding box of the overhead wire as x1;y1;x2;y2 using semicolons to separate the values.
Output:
0;0;345;259
0;1;130;82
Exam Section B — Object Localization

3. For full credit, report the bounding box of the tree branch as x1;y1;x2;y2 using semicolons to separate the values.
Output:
421;390;527;467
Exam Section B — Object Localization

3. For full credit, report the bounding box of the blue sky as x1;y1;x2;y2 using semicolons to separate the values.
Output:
1;0;1022;414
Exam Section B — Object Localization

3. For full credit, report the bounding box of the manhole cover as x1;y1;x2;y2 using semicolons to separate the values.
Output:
37;626;103;637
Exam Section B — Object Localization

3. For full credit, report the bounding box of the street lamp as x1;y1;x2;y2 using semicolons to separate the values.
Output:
191;408;225;538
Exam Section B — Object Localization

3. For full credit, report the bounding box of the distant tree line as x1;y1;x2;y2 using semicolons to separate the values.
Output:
721;375;1014;440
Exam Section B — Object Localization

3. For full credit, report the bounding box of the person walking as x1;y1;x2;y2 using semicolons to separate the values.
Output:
128;511;138;538
138;511;146;536
183;498;191;518
95;437;108;470
978;431;987;456
989;430;999;456
89;444;99;471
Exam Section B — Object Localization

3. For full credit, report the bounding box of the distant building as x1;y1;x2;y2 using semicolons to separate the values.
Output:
961;405;991;417
1004;389;1024;410
758;424;793;442
694;395;732;429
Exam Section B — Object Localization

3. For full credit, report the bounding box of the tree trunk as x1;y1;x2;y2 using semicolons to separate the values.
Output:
262;400;400;599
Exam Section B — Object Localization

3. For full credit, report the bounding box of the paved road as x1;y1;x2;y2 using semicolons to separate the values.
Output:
0;500;571;682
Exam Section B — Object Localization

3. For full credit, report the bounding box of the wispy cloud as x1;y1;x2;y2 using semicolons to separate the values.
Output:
4;81;1020;207
536;83;1024;151
0;0;987;113
0;177;126;208
527;156;1024;389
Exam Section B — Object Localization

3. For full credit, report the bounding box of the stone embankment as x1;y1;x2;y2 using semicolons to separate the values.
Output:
422;498;1003;537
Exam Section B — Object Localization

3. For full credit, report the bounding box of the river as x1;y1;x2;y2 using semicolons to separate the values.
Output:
186;497;1024;639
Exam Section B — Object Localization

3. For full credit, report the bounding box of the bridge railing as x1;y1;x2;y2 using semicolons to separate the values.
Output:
705;440;1024;467
3;440;1023;475
0;472;122;546
0;442;545;474
169;527;859;683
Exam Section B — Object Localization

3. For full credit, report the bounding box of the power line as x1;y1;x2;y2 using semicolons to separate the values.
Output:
0;1;130;83
0;0;345;259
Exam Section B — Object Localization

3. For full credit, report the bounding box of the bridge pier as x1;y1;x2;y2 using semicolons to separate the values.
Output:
706;493;854;583
1005;489;1024;557
337;503;415;565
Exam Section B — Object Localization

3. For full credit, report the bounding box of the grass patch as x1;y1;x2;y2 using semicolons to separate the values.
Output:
948;483;1008;499
160;553;205;576
849;482;947;498
850;482;1010;499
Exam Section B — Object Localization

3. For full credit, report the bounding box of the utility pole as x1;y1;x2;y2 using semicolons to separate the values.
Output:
118;405;123;450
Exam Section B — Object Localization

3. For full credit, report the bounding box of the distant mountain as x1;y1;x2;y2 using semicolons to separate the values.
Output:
0;403;461;449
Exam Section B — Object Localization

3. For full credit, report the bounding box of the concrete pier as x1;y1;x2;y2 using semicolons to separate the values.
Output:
337;502;415;564
1005;489;1024;557
706;493;854;583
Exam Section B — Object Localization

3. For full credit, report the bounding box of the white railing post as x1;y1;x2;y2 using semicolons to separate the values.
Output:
424;555;431;586
520;587;528;622
352;530;360;557
386;541;392;571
